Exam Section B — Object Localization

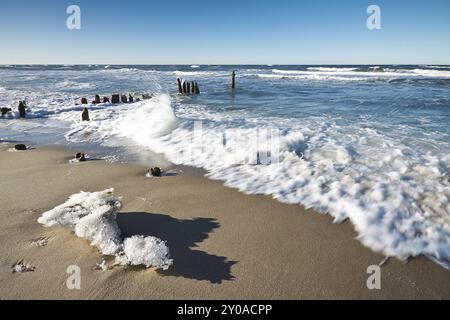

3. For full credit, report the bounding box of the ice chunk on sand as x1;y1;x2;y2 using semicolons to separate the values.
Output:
115;235;173;270
38;188;123;255
38;189;172;270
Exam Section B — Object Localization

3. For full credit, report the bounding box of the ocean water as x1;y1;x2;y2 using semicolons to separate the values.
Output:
1;65;450;268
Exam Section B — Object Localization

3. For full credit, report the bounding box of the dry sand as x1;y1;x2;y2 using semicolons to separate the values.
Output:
0;143;448;299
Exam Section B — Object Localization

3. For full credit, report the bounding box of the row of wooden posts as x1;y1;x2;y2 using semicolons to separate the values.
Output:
81;70;236;121
177;71;236;95
79;93;152;121
80;93;152;106
177;78;200;95
2;71;237;120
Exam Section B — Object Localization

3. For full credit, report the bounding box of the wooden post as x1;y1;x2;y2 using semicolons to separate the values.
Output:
81;98;88;105
111;94;120;104
186;82;191;95
191;81;196;94
195;82;200;94
18;101;26;118
182;80;187;94
177;78;183;94
81;107;90;121
231;71;236;89
94;95;101;104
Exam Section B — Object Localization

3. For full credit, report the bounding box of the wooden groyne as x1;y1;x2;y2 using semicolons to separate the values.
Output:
79;93;152;106
177;78;200;95
176;71;234;95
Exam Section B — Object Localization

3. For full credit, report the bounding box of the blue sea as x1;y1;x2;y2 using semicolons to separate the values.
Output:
1;64;449;268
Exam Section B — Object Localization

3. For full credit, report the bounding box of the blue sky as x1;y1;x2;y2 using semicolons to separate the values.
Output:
0;0;449;64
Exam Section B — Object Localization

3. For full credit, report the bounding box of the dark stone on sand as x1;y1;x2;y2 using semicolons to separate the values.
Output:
18;101;27;118
128;94;134;103
150;167;162;177
14;144;27;151
81;107;90;121
111;94;120;104
75;152;82;159
121;95;128;103
81;98;88;105
78;153;87;162
1;107;12;116
103;97;110;103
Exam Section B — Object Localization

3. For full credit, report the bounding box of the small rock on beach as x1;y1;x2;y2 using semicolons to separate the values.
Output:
14;144;27;151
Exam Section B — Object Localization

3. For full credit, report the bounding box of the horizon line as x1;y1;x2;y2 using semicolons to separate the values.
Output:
1;63;450;66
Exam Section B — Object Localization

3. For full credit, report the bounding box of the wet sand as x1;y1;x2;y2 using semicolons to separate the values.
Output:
0;143;449;299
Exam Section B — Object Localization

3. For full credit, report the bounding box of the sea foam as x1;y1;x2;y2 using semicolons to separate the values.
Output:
266;68;450;82
93;95;450;268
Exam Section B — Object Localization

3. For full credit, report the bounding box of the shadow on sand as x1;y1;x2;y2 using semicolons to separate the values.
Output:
117;212;236;284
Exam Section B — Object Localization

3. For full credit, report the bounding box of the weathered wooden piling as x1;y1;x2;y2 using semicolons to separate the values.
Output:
103;97;110;103
93;95;101;104
128;94;134;103
111;94;120;104
195;82;200;94
231;71;236;89
121;94;128;103
186;82;191;95
81;98;88;105
81;107;89;121
18;101;27;118
182;80;187;94
81;108;89;121
191;82;196;94
177;78;183;94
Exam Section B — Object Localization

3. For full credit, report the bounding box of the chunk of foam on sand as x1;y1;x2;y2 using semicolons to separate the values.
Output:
38;189;173;270
115;235;173;269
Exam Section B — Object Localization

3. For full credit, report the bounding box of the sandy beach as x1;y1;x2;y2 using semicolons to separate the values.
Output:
0;143;448;300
